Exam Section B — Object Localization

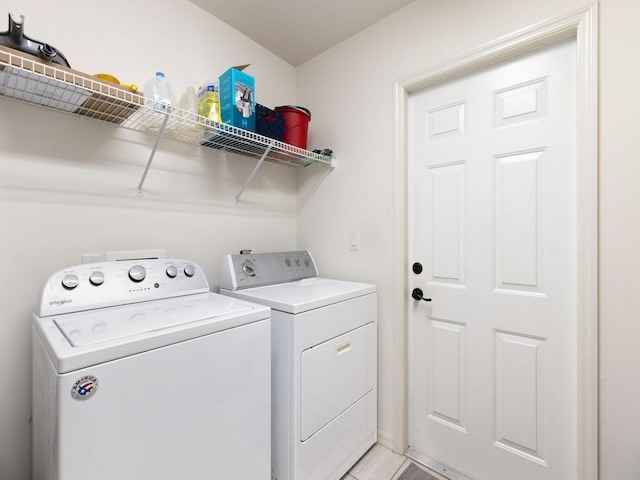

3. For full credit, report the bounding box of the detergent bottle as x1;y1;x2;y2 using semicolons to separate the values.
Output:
197;79;221;123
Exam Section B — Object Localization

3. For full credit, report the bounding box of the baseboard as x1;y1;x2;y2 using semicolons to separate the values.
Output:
377;429;394;451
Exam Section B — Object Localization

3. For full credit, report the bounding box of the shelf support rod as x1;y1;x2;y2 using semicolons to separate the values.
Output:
137;113;171;196
235;142;274;204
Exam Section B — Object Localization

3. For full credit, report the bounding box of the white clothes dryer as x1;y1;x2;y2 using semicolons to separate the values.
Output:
220;251;377;480
32;258;271;480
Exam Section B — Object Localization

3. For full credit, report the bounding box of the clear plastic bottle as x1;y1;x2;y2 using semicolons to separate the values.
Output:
144;71;176;114
177;86;202;137
178;86;198;119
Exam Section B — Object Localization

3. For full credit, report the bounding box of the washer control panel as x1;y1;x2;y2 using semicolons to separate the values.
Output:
220;251;318;290
38;259;209;317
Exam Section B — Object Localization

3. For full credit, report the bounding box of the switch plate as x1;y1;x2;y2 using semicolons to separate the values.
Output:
349;231;360;251
81;253;104;264
105;249;166;261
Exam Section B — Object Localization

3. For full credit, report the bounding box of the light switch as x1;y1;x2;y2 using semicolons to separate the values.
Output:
349;231;360;251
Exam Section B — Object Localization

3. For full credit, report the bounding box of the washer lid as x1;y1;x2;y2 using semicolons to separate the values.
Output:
53;292;255;347
224;277;376;314
34;292;271;374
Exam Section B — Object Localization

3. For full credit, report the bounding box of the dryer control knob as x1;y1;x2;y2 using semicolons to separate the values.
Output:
242;260;256;277
128;265;146;282
89;271;105;286
166;266;178;278
61;274;79;290
184;265;195;277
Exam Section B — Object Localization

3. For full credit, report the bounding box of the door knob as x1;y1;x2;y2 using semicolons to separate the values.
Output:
411;288;431;302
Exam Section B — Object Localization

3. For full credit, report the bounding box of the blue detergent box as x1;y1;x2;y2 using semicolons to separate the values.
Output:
219;65;255;131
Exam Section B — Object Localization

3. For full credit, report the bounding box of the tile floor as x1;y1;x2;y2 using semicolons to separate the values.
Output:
343;444;448;480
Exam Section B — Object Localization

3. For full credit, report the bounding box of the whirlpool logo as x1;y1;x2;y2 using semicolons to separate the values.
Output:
49;298;72;307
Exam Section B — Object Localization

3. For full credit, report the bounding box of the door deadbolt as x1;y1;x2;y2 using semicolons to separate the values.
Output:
412;262;423;274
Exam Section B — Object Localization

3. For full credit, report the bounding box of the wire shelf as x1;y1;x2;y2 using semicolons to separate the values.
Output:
0;46;334;171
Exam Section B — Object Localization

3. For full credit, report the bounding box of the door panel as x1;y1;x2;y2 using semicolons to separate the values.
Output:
494;150;543;293
429;319;466;431
428;162;465;285
408;38;576;480
494;331;547;462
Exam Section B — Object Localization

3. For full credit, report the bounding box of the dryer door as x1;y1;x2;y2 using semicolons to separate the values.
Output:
300;322;375;441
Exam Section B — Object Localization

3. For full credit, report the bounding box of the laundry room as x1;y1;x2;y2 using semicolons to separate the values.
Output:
1;0;639;479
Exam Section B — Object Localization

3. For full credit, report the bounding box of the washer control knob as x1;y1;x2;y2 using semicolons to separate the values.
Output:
166;266;178;278
61;274;79;290
184;265;195;277
295;259;301;267
305;259;310;267
128;265;146;282
285;259;291;267
242;260;256;277
89;271;105;286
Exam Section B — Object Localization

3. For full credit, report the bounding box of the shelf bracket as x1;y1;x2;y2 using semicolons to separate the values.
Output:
137;113;171;196
235;142;274;204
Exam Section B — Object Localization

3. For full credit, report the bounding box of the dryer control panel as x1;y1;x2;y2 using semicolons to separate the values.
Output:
220;251;318;290
37;259;209;317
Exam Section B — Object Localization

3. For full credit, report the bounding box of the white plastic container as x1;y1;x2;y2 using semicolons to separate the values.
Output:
177;86;202;137
144;72;176;114
178;86;198;118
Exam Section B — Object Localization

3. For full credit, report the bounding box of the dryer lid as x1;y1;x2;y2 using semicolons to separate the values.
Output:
52;292;255;347
224;277;376;314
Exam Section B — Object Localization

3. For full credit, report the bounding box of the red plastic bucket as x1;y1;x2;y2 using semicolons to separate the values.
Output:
275;106;311;149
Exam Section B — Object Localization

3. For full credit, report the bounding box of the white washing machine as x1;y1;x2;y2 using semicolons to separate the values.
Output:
32;258;271;480
220;251;377;480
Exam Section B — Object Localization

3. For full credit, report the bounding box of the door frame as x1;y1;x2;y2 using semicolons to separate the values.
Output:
391;5;598;479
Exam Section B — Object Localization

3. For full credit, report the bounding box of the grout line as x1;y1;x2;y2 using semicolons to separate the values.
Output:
390;458;410;480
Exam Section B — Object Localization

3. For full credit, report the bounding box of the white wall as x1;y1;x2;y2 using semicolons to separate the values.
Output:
297;0;640;478
0;1;300;478
598;0;640;477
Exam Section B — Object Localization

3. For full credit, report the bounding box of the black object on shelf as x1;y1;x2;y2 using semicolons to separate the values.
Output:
0;13;70;67
255;104;285;141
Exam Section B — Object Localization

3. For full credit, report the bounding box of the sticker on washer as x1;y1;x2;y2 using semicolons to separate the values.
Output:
71;375;99;401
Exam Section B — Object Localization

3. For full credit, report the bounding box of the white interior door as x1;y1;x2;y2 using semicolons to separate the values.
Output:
408;38;577;480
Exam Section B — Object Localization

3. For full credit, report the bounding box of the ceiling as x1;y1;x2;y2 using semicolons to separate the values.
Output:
189;0;416;66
